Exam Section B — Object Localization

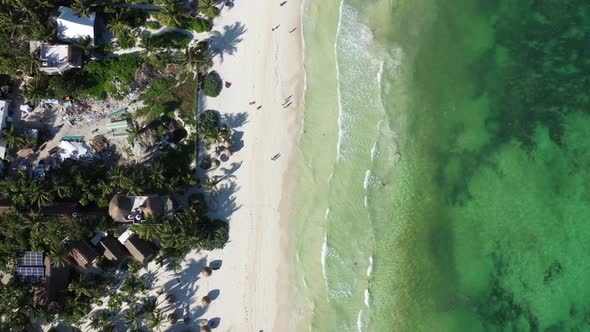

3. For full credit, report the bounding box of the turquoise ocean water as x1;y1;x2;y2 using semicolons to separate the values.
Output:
292;0;590;331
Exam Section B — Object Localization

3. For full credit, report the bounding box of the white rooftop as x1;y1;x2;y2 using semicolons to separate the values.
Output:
58;140;92;160
57;6;95;43
118;229;134;244
40;44;70;68
0;100;9;129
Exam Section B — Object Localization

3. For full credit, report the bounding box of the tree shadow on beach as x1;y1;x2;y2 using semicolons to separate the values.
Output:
230;130;244;152
220;161;242;176
208;22;247;63
222;112;248;128
207;180;241;220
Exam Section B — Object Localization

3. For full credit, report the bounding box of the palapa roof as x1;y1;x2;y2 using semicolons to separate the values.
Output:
142;195;164;217
99;235;128;261
122;234;155;264
68;241;99;267
109;194;171;223
108;194;133;222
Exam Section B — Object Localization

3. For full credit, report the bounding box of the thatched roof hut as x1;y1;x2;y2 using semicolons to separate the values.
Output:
108;194;132;222
167;312;178;324
68;241;99;268
201;266;212;277
99;235;128;261
142;195;164;217
201;295;211;306
123;234;155;264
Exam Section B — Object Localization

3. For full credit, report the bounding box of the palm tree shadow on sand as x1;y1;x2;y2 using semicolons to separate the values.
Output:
208;22;247;63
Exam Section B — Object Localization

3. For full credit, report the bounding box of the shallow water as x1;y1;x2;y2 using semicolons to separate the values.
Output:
293;0;590;331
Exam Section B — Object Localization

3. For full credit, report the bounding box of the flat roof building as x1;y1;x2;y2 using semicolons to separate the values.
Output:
57;6;95;43
38;44;83;75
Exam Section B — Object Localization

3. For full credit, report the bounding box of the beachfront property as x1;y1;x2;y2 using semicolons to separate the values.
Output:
68;240;100;268
56;6;96;43
118;229;156;264
36;43;83;75
0;100;11;159
109;194;173;223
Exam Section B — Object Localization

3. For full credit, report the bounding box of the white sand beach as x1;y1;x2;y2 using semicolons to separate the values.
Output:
197;0;304;329
135;0;305;331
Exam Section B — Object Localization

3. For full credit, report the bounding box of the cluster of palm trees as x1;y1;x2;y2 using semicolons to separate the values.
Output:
0;0;54;41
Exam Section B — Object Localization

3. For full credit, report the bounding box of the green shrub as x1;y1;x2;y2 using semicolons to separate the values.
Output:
192;18;212;33
81;54;141;98
202;71;222;97
148;31;192;49
146;21;161;29
200;220;229;250
199;110;219;132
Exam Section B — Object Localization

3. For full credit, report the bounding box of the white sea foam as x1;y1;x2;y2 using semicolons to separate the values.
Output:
364;288;370;307
334;0;345;161
325;208;331;220
370;141;378;161
321;234;328;297
357;309;364;332
364;195;368;207
363;170;371;189
367;255;373;277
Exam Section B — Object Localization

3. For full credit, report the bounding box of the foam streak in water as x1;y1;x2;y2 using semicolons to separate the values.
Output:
334;0;345;161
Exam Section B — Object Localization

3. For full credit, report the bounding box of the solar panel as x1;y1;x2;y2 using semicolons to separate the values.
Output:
15;266;45;282
17;251;43;267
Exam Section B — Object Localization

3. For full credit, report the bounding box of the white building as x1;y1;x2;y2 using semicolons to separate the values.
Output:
56;6;96;43
38;44;83;75
58;140;93;160
0;100;11;159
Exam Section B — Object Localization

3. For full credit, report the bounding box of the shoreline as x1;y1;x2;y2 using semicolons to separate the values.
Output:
199;0;305;330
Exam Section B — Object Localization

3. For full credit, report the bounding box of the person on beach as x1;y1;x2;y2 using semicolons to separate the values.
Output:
249;101;256;105
257;105;262;110
225;81;232;88
289;28;297;33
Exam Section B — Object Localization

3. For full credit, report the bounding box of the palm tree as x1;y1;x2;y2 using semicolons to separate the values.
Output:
147;309;164;331
158;0;183;28
123;306;141;330
197;0;219;19
50;242;68;268
180;46;211;78
132;219;161;241
2;125;26;150
71;0;96;18
51;178;73;199
107;15;128;38
202;176;223;191
126;120;142;145
27;182;53;208
0;12;22;38
139;35;158;62
68;282;92;300
141;297;157;316
75;36;94;56
24;77;48;104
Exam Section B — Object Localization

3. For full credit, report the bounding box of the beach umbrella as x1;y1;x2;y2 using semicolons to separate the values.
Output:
201;296;211;306
201;266;212;277
166;294;176;304
167;312;178;324
200;326;211;332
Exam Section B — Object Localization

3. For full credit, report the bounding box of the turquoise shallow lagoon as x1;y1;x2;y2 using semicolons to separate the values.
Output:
292;0;590;331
